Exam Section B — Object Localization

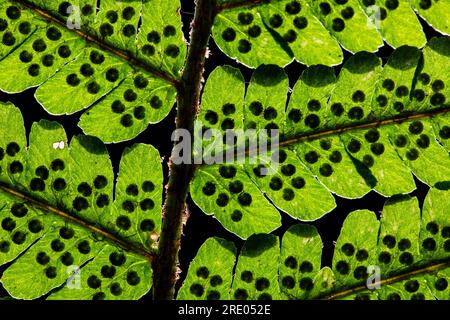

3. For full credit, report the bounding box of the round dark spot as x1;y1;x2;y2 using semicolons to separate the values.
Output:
283;29;297;43
222;28;236;42
90;51;105;64
376;95;388;107
422;238;436;251
395;86;409;97
336;261;350;275
305;114;320;128
332;18;345;32
58;45;72;58
269;14;283;28
238;12;254;25
394;134;408;148
441;226;450;238
356;249;369;261
331;103;344;116
216;193;229;207
347;139;361;153
378;251;391;264
42;54;55;67
2;31;16;47
116;216;131;230
165;44;180;58
9;161;24;174
36;252;50;265
87;81;101;94
202;182;216;196
59;227;75;239
92;292;106;300
238;39;251;53
58;2;71;16
286;1;301;14
66;74;80;86
101;265;116;278
299;261;313;273
363;154;374;168
320;2;331;15
229;180;244;194
19;50;33;63
339;6;353;19
353;266;367;280
269;177;283;191
45;267;57;279
399;252;414;265
94;175;108;189
386;0;399;10
234;288;248;300
341;243;355;256
6;6;21;20
299;277;314;291
19;22;31;35
288;109;302;123
110;283;123;296
291;177;305;189
61;252;74;266
46;27;62;41
140;199;155;211
82;4;94;15
293;17;308;29
127;271;141;286
190;283;204;297
248;25;261;38
413;89;425;102
96;194;110;208
109;252;126;266
122;200;135;213
383;235;396;248
387;293;401;300
365;129;380;143
404;280;419;293
27;219;43;234
435;278;448;291
28;64;40;77
418;73;430;85
140;219;155;232
371;143;385;156
430;93;445;106
352;90;365;103
419;0;431;9
222;103;236;116
319;164;333;177
231;210;243;222
255;277;270;291
87;275;102;289
426;222;439;235
51;239;65;252
78;240;91;254
0;19;7;32
393;102;404;112
196;266;209;279
406;148;419;161
283;256;298;269
2;218;15;232
348;107;364;120
382;79;395;91
282;276;295;289
432;80;444;92
77;183;92;197
283;188;295;201
30;178;45;192
142;44;155;56
150;96;163;109
416;134;430;149
308;100;321;112
106;68;119;82
0;240;11;253
329;150;342;163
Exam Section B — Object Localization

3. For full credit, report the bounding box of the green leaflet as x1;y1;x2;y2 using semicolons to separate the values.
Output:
214;0;445;68
191;39;449;239
181;188;450;300
0;0;182;143
0;102;162;299
178;237;237;300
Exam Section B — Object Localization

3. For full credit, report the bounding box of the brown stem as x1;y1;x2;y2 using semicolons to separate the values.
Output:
152;0;217;300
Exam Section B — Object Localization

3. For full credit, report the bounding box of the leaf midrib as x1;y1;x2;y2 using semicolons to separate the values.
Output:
0;182;155;261
319;257;450;300
210;107;450;165
14;0;180;87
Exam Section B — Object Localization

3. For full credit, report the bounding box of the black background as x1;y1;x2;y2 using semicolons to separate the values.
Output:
0;0;441;300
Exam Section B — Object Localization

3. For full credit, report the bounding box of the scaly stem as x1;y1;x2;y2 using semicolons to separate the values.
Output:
152;0;217;300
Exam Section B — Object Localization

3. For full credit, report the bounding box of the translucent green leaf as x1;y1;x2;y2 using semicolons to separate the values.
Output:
0;102;161;300
178;237;237;300
0;0;183;143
